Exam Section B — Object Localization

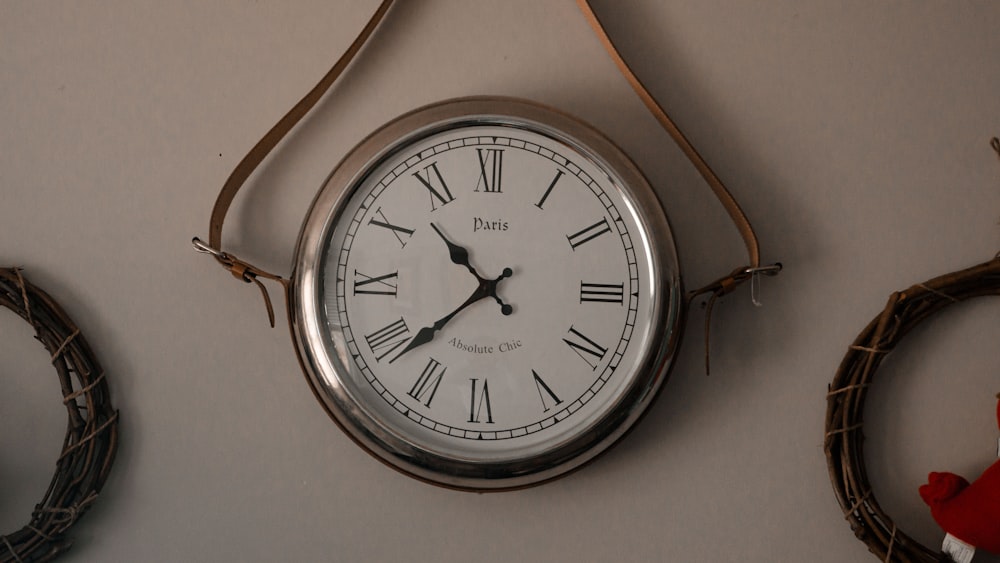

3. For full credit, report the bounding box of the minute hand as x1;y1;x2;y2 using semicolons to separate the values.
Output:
389;268;513;364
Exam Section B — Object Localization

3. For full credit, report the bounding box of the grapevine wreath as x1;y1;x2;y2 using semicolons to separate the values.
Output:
0;268;118;562
825;255;1000;562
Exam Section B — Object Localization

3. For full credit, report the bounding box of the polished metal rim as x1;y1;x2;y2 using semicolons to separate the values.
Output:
290;96;683;490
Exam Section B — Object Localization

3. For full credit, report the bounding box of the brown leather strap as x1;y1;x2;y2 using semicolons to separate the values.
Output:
206;0;394;253
578;1;780;374
196;0;779;331
577;0;780;297
192;0;395;324
578;0;758;268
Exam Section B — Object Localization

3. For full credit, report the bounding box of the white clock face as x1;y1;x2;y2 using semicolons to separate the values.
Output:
294;99;680;488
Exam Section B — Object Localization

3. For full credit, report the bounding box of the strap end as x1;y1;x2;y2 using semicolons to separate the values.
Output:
192;236;284;328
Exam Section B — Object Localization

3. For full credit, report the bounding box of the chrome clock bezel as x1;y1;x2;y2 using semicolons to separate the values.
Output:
290;96;683;490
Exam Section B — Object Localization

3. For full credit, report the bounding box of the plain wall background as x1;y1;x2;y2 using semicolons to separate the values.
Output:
2;1;999;561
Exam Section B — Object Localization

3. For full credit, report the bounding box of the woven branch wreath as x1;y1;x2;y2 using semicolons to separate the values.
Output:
0;268;118;563
825;256;1000;562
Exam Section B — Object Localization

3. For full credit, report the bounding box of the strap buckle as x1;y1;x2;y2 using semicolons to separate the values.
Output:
743;263;783;307
192;237;285;327
742;263;784;277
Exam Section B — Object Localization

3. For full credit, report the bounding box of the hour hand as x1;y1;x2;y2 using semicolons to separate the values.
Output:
431;223;478;277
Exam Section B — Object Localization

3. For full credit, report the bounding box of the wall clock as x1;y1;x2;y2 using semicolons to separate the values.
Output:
290;96;682;489
193;0;776;491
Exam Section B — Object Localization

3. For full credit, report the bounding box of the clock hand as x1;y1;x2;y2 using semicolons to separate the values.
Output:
429;223;513;311
389;285;487;363
430;222;480;278
491;267;514;316
389;267;514;363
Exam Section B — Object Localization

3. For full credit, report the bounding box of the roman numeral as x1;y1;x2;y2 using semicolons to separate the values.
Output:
579;282;624;304
532;370;562;413
474;148;503;193
413;161;455;211
468;378;494;424
563;326;608;370
352;270;398;296
363;317;410;362
566;217;611;250
535;169;564;209
368;207;414;248
408;357;446;407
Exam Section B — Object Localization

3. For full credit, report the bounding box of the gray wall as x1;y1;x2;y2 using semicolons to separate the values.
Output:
2;1;999;561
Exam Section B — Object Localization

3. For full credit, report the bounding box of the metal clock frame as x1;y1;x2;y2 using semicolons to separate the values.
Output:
289;96;683;491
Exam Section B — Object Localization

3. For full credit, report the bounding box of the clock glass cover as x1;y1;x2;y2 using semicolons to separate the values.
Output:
291;97;682;490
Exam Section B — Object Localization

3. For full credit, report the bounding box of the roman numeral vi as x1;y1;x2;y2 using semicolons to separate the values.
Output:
468;378;494;424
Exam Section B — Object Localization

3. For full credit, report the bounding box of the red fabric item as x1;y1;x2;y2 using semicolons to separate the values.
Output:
918;395;1000;554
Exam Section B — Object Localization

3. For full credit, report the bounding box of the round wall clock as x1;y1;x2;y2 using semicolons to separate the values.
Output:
290;97;683;490
195;0;775;492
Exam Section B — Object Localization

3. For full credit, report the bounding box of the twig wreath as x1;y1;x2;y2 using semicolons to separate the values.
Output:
825;256;1000;562
0;268;118;563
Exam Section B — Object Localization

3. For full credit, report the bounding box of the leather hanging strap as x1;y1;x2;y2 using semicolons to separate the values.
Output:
578;0;758;269
577;0;780;301
195;0;780;341
192;0;396;325
578;1;781;373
